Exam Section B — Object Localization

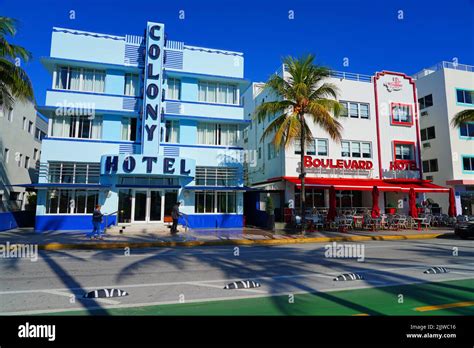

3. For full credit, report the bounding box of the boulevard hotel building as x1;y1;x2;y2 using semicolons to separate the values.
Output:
243;66;451;221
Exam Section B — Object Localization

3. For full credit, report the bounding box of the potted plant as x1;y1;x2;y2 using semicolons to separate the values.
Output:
386;203;396;215
265;196;275;231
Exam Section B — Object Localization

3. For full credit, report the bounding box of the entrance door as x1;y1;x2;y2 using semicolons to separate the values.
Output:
134;190;147;222
118;189;177;224
149;190;162;222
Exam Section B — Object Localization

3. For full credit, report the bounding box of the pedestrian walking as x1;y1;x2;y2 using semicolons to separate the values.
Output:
86;204;104;240
171;202;181;235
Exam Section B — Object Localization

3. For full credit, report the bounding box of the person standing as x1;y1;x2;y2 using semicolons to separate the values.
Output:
87;205;104;240
171;202;181;235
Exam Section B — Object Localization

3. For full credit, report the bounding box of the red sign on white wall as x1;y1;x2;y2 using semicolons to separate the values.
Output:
304;156;374;170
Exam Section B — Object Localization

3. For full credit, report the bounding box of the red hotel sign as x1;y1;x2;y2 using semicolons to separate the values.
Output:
389;160;418;171
304;156;373;170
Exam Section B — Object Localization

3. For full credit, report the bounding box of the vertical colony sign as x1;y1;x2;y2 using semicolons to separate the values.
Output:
142;22;165;155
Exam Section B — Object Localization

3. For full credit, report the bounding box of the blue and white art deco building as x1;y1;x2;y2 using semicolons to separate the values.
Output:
35;22;249;231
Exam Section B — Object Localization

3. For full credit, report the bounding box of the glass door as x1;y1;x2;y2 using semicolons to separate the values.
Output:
118;189;132;223
149;190;162;222
133;190;147;222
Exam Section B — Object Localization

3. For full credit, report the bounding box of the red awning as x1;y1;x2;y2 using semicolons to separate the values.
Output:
282;177;449;193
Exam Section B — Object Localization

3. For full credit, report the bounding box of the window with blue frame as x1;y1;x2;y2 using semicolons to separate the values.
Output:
462;156;474;171
456;89;474;104
460;122;474;137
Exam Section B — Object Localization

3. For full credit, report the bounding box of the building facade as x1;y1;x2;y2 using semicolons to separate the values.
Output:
35;23;248;231
243;65;449;222
414;61;474;215
0;98;47;214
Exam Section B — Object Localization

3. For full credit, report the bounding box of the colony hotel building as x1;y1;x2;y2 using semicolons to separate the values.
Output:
243;66;450;219
34;23;248;231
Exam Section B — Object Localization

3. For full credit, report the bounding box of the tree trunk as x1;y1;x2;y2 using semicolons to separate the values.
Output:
300;112;306;233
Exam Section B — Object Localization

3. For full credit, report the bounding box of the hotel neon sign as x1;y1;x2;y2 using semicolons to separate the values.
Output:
142;22;165;155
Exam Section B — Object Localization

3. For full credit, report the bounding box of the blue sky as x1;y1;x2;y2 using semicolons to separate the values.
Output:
2;0;474;104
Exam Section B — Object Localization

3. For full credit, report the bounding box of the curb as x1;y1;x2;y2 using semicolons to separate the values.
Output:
31;233;446;251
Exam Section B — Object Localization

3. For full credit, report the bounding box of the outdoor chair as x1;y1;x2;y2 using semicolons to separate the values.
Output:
398;216;408;229
420;215;432;229
407;216;416;229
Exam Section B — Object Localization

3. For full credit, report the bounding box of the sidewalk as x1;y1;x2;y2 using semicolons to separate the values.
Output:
0;226;456;251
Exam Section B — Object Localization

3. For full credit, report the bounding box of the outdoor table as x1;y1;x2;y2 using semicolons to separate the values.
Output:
413;217;426;231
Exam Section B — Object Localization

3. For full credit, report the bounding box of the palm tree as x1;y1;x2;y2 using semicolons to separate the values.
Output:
0;16;34;111
255;54;343;231
451;109;474;128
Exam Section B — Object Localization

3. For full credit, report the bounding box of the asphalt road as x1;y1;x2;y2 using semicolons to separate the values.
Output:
0;238;473;315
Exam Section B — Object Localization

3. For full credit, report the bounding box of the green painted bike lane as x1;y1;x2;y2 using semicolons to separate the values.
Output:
49;279;474;316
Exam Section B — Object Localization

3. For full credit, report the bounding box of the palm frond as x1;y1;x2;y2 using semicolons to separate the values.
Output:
451;109;474;128
0;17;17;37
0;57;34;101
0;38;32;61
254;100;293;123
306;101;342;141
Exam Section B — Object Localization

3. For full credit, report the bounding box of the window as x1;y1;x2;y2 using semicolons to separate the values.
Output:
51;116;102;139
340;102;348;117
195;166;238;186
341;141;350;157
23;117;27;130
391;103;413;125
195;191;236;213
317;139;328;156
418;94;433;110
34;148;39;160
165;120;179;143
456;89;474;105
4;148;9;163
460;123;474;137
55;66;105;93
267;143;279;160
24;156;30;169
48;162;100;184
35;128;46;140
463;156;474;171
359;103;369;119
217;192;237;213
349;103;358;118
46;189;99;214
339;101;370;119
7;107;13;122
197;122;239;146
294;139;329;156
422;159;438;173
167;78;181;100
420;126;436;141
394;142;414;160
341;141;371;158
361;142;371;158
28;121;33;134
121;117;137;141
258;147;261;159
17;154;22;167
294;188;324;209
198;81;238;105
124;73;140;96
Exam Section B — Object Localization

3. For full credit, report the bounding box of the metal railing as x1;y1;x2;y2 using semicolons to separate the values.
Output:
412;61;474;80
104;211;118;233
273;64;372;83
